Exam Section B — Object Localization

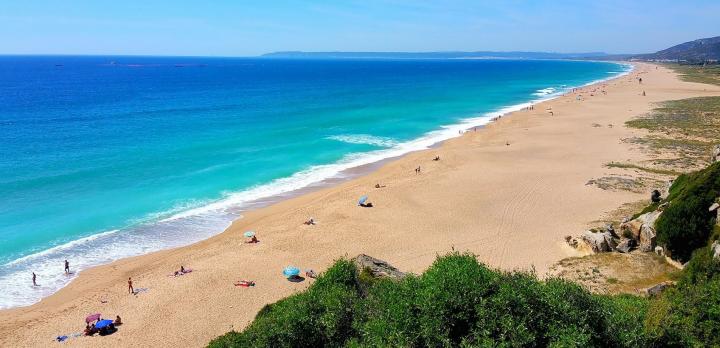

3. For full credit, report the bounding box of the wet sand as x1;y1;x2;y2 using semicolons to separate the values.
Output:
2;63;719;347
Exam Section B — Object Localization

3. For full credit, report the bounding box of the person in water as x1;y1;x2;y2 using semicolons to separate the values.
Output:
32;272;37;286
64;260;70;275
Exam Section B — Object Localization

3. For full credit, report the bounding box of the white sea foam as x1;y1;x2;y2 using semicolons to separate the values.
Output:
0;63;633;309
533;87;557;96
326;134;398;148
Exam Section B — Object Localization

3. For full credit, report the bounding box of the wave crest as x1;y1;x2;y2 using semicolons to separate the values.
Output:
326;134;398;147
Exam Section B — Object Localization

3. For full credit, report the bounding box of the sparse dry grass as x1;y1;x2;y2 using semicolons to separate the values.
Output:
550;252;680;295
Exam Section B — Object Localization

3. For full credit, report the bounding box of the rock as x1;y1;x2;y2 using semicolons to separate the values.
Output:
639;224;657;252
353;254;405;279
710;202;719;212
646;281;675;297
565;235;579;248
712;144;720;163
639;210;663;228
712;241;720;261
620;219;643;240
616;238;636;253
604;223;617;237
651;190;662;203
658;202;669;211
581;230;616;253
655;246;665;256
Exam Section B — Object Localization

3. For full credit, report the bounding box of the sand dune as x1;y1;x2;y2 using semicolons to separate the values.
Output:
2;63;719;347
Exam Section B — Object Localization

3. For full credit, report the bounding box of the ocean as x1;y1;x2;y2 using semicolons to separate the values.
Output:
0;56;629;308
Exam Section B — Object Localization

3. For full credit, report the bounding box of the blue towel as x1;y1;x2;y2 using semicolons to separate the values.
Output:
56;335;68;342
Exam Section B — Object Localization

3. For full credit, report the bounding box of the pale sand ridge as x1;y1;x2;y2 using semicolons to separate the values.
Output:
1;63;719;347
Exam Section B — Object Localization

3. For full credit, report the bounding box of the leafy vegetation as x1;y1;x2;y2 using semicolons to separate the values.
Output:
655;162;720;262
644;247;720;347
209;249;720;347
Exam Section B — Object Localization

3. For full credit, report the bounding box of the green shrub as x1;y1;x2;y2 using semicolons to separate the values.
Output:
354;276;422;347
655;162;720;262
210;252;719;348
416;253;499;346
598;294;649;347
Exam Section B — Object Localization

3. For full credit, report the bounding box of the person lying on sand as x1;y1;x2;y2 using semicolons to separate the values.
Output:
433;156;440;161
359;202;373;208
84;324;97;336
245;235;258;243
303;218;315;225
234;280;255;287
305;270;318;279
173;266;192;276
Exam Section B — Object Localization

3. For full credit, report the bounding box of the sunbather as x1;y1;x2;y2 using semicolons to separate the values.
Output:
245;235;258;243
234;280;255;287
305;270;318;279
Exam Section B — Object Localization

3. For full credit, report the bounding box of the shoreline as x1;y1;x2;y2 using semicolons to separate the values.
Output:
3;62;720;347
0;61;631;311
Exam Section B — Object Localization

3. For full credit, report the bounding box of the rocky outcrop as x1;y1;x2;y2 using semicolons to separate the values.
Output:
646;281;675;297
712;144;720;163
581;230;616;253
639;224;657;252
620;219;643;240
712;241;720;261
353;254;405;279
655;246;665;257
616;238;636;253
565;235;579;249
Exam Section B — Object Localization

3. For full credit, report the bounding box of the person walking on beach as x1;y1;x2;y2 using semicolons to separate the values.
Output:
32;272;37;286
128;277;134;294
64;260;70;275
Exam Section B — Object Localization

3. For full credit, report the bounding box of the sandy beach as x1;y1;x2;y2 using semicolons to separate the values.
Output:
2;63;719;347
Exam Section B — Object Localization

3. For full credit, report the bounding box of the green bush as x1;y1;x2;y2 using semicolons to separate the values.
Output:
655;162;720;262
644;245;720;347
209;252;720;348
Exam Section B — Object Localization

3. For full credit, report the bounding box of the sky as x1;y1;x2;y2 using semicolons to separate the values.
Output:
1;0;718;56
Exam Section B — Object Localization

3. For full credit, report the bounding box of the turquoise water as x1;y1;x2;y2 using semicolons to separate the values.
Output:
0;57;629;308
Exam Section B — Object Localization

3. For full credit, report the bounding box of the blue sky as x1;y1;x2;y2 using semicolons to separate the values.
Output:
1;0;718;56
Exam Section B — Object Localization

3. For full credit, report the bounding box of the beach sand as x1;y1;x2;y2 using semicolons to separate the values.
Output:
2;63;719;347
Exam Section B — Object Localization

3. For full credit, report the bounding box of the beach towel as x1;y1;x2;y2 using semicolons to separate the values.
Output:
133;288;149;294
56;335;68;342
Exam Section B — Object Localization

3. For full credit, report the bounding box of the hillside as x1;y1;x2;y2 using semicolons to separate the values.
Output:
635;36;720;62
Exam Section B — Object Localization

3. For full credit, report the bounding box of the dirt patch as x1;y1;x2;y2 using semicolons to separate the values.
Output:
549;252;680;295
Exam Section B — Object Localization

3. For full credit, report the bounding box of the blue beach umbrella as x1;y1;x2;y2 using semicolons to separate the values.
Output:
358;195;368;206
243;231;255;238
283;266;300;278
95;319;114;330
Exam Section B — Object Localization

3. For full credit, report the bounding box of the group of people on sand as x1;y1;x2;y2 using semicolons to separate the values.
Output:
31;259;72;287
83;315;122;336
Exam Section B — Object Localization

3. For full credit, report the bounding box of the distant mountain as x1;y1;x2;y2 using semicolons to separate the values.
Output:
261;51;608;60
634;36;720;62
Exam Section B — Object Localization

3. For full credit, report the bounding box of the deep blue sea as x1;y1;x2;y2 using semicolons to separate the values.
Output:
0;56;629;308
